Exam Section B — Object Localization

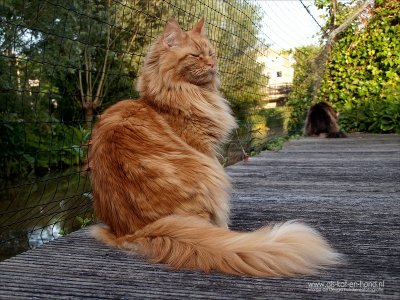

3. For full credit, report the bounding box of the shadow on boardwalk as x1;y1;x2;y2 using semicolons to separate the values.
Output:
0;133;399;299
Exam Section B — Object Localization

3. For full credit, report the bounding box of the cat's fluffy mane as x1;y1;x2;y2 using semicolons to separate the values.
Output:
89;17;340;277
137;17;236;155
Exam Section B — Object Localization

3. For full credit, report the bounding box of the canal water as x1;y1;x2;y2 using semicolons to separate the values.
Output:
0;168;92;261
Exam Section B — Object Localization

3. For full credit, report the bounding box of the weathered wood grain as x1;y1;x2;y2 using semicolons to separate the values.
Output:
0;133;399;299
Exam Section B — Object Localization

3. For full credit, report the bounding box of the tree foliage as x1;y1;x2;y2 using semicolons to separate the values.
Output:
0;0;267;177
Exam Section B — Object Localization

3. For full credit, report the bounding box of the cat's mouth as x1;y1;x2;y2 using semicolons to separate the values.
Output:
202;69;216;83
203;67;217;80
184;66;217;85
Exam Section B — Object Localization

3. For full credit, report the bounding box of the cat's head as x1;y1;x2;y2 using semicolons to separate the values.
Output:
145;17;217;86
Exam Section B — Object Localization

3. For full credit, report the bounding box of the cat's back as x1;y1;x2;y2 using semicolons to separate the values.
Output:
89;99;169;163
92;99;164;137
95;99;147;129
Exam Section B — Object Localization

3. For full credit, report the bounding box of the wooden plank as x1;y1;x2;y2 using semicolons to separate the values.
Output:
0;133;399;299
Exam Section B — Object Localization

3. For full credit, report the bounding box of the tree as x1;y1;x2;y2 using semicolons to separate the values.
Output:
313;0;370;102
25;0;137;125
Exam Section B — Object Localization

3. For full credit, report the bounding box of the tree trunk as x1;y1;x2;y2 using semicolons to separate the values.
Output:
84;105;94;128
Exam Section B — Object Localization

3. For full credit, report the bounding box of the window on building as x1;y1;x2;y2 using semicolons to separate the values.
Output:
277;71;282;77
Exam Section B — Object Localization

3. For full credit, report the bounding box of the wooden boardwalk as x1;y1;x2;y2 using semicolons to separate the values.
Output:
0;133;399;299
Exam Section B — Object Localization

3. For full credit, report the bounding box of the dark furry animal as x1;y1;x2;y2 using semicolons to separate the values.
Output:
304;102;347;138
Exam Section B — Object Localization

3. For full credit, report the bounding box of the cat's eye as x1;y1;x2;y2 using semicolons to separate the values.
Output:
190;53;200;58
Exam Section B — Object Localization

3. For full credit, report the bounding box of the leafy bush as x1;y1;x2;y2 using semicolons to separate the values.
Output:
319;0;400;133
340;98;400;133
0;112;89;177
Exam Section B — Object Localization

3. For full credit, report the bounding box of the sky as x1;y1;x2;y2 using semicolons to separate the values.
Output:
255;0;326;50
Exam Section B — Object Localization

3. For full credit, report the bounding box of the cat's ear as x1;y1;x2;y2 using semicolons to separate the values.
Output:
163;17;183;48
192;17;207;36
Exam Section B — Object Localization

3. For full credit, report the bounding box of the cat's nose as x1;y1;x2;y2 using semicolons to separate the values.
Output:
206;60;215;69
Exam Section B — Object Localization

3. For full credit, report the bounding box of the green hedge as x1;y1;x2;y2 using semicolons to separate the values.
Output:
319;0;400;133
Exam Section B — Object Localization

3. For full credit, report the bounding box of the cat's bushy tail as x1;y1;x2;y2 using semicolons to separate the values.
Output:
91;215;340;277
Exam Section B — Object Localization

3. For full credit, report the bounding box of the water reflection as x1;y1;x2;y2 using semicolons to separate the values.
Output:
0;168;92;261
29;224;62;248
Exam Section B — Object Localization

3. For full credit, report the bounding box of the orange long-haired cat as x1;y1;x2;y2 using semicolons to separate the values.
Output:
89;17;340;277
